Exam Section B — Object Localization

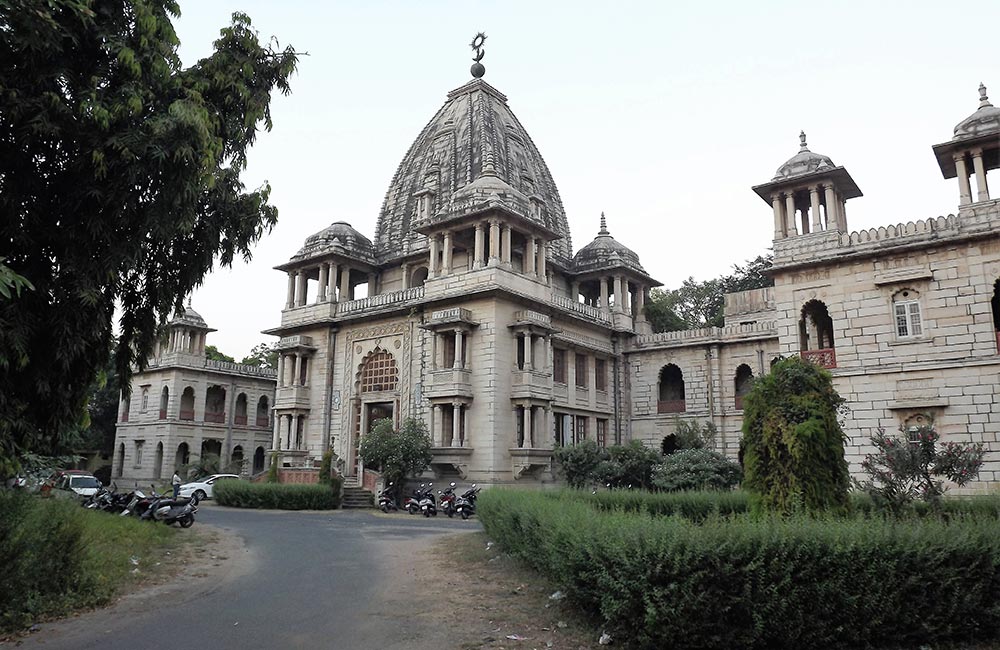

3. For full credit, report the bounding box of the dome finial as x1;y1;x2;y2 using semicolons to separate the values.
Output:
186;295;192;309
979;82;992;108
470;32;487;79
482;144;497;176
599;211;609;236
798;130;809;152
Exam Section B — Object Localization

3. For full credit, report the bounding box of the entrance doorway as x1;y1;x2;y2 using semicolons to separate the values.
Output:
352;401;394;476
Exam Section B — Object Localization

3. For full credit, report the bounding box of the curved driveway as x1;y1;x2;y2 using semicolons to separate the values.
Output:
15;506;481;650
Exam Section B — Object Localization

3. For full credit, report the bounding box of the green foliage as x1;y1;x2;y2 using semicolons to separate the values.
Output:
478;489;1000;650
578;488;750;520
857;424;985;512
0;258;33;299
204;345;235;363
653;449;743;491
553;440;607;488
594;440;661;489
0;3;298;476
741;356;849;515
318;448;334;486
662;418;716;454
179;453;221;480
0;492;175;634
213;480;342;510
358;417;433;489
240;342;278;369
266;452;279;483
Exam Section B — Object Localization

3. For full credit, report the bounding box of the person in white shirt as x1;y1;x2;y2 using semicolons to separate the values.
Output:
172;471;182;498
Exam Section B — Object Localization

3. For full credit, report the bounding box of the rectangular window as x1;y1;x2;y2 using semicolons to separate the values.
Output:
596;418;608;447
575;354;588;389
894;301;922;337
134;441;144;467
553;413;565;447
595;359;607;392
575;415;587;442
553;349;566;384
442;334;456;368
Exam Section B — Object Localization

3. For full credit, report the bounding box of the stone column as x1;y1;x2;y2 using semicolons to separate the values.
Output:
429;236;439;277
434;404;444;446
488;220;500;265
368;272;377;297
276;354;285;388
972;149;991;202
292;353;301;386
599;277;609;311
784;192;797;236
526;237;537;275
810;186;822;232
284;414;293;449
614;276;625;313
401;263;410;290
318;264;328;302
429;404;437;446
955;153;973;205
546;335;553;373
442;230;453;275
839;200;849;232
570;280;580;302
823;184;838;230
501;224;512;264
771;194;785;239
272;414;281;449
453;330;464;369
461;406;469;447
636;285;647;321
524;333;533;371
329;263;339;302
473;223;485;269
521;405;531;448
451;403;460;447
538;241;547;278
340;266;351;302
285;272;296;308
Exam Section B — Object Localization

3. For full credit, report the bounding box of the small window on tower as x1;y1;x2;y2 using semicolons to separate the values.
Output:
892;289;923;339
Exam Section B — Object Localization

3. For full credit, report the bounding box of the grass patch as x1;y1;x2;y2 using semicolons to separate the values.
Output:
0;492;178;634
213;479;342;510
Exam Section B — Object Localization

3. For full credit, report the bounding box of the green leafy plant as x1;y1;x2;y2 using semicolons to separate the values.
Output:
856;424;985;513
594;440;662;489
318;448;335;486
652;449;742;491
553;440;607;488
213;480;342;510
662;418;717;454
358;417;432;489
266;452;279;483
740;356;849;515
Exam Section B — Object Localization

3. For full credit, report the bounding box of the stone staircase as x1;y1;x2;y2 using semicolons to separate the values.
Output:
341;485;374;509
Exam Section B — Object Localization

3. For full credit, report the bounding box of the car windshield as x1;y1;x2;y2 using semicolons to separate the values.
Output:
71;476;101;489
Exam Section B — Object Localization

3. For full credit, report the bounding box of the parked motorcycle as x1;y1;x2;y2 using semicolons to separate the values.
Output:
378;482;399;513
404;483;432;515
140;486;198;527
439;482;457;518
454;484;480;520
419;485;437;517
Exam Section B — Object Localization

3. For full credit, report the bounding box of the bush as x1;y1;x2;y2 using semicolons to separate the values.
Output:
318;448;334;486
594;440;661;489
661;418;717;454
553;440;606;488
0;492;174;633
213;479;342;510
741;355;849;515
358;417;432;489
479;489;1000;650
652;449;742;491
266;452;278;483
582;488;750;520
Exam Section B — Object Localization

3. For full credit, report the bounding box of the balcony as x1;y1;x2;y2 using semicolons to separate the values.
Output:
657;400;686;414
276;385;311;410
256;416;271;428
204;412;226;424
424;368;473;399
802;348;837;369
430;446;474;479
179;410;195;421
510;368;552;400
509;447;552;479
234;415;248;426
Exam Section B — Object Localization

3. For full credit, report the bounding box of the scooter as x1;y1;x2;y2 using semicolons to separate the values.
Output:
378;482;399;513
404;483;432;515
439;482;457;518
419;486;437;517
141;486;198;527
454;484;480;520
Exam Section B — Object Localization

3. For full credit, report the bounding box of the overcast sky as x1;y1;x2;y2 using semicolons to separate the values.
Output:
170;0;1000;360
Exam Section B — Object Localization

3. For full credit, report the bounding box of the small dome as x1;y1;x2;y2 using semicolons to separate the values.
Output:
772;132;835;181
170;303;209;329
953;83;1000;139
295;221;373;260
573;213;648;275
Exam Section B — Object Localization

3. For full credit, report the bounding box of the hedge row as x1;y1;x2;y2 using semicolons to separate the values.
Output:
479;489;1000;650
0;493;174;633
213;479;342;510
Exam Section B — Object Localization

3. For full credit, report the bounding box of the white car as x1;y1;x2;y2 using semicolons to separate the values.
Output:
178;474;240;501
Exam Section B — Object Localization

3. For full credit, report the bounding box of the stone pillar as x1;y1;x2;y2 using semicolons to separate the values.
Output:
599;277;609;311
955;154;973;205
429;236;439;276
501;224;511;264
546;335;553;373
614;276;625;313
488;220;500;265
340;266;351;302
823;184;838;230
570;280;580;302
771;194;785;239
431;331;438;370
284;414;293;449
318;264;328;302
473;223;485;269
784;192;797;236
839;201;848;233
285;272;296;308
461;406;468;447
453;330;464;369
434;404;444;446
272;414;281;449
368;272;377;297
538;241;547;278
329;263;339;302
442;230;453;275
451;403;460;447
526;237;537;275
276;354;285;388
429;404;437;446
810;186;822;232
292;353;301;386
521;405;531;448
972;149;991;202
524;332;533;371
636;285;646;321
401;263;410;290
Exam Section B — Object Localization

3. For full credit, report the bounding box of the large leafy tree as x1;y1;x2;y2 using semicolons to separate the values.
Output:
240;341;278;369
0;1;297;473
358;418;433;492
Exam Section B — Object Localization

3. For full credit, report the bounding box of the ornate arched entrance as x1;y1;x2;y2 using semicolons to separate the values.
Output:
350;348;399;476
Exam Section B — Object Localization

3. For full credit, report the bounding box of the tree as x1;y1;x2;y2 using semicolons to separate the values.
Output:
358;418;433;491
241;342;278;369
594;440;662;489
740;356;849;515
661;419;717;454
205;345;235;363
0;3;298;476
553;440;607;489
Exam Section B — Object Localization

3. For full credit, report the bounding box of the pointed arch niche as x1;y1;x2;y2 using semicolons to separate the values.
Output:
349;347;401;477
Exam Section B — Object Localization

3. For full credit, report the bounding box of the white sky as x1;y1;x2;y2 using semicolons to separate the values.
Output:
171;0;1000;360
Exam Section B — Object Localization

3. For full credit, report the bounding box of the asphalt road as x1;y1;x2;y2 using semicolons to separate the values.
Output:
15;505;481;650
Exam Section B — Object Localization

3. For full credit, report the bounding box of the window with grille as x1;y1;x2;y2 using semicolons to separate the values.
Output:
361;350;398;392
595;359;607;392
575;415;587;441
575;354;588;389
553;349;566;384
596;419;607;447
893;290;923;338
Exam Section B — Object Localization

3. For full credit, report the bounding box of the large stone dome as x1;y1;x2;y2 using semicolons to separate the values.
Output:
573;214;649;276
375;78;572;259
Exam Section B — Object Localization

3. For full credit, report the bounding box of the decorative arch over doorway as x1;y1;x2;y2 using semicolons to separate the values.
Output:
349;348;400;476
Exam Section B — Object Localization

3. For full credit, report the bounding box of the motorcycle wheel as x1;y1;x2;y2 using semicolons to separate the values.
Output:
423;509;430;517
179;514;194;528
430;510;437;517
461;510;469;520
447;510;453;518
380;504;388;513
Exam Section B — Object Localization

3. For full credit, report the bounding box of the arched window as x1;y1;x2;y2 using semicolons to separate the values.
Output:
411;266;429;288
234;393;248;426
140;387;149;412
120;395;130;423
159;386;169;420
256;396;270;428
116;443;125;477
205;385;226;423
892;289;923;339
175;442;190;470
360;349;398;393
799;300;836;368
153;442;163;479
657;364;686;413
180;387;195;420
253;446;266;474
231;445;244;473
201;438;222;460
734;364;754;410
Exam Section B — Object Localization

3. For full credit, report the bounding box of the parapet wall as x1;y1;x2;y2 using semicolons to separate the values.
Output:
631;320;777;350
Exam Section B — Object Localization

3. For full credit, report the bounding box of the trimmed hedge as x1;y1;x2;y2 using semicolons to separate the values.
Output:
214;479;342;510
479;489;1000;650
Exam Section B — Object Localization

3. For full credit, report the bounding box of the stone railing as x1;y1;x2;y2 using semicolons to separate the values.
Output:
550;294;611;323
205;358;278;378
337;287;425;315
634;321;776;347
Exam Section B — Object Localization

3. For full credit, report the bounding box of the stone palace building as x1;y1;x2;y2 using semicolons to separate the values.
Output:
260;57;1000;491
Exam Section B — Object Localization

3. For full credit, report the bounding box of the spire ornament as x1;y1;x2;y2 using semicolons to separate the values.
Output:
470;32;487;78
598;212;609;236
979;82;992;108
798;130;809;152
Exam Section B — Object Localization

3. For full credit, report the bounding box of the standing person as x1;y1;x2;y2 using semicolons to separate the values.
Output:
172;471;182;499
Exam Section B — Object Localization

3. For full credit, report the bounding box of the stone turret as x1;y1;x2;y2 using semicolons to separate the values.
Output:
932;82;999;208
